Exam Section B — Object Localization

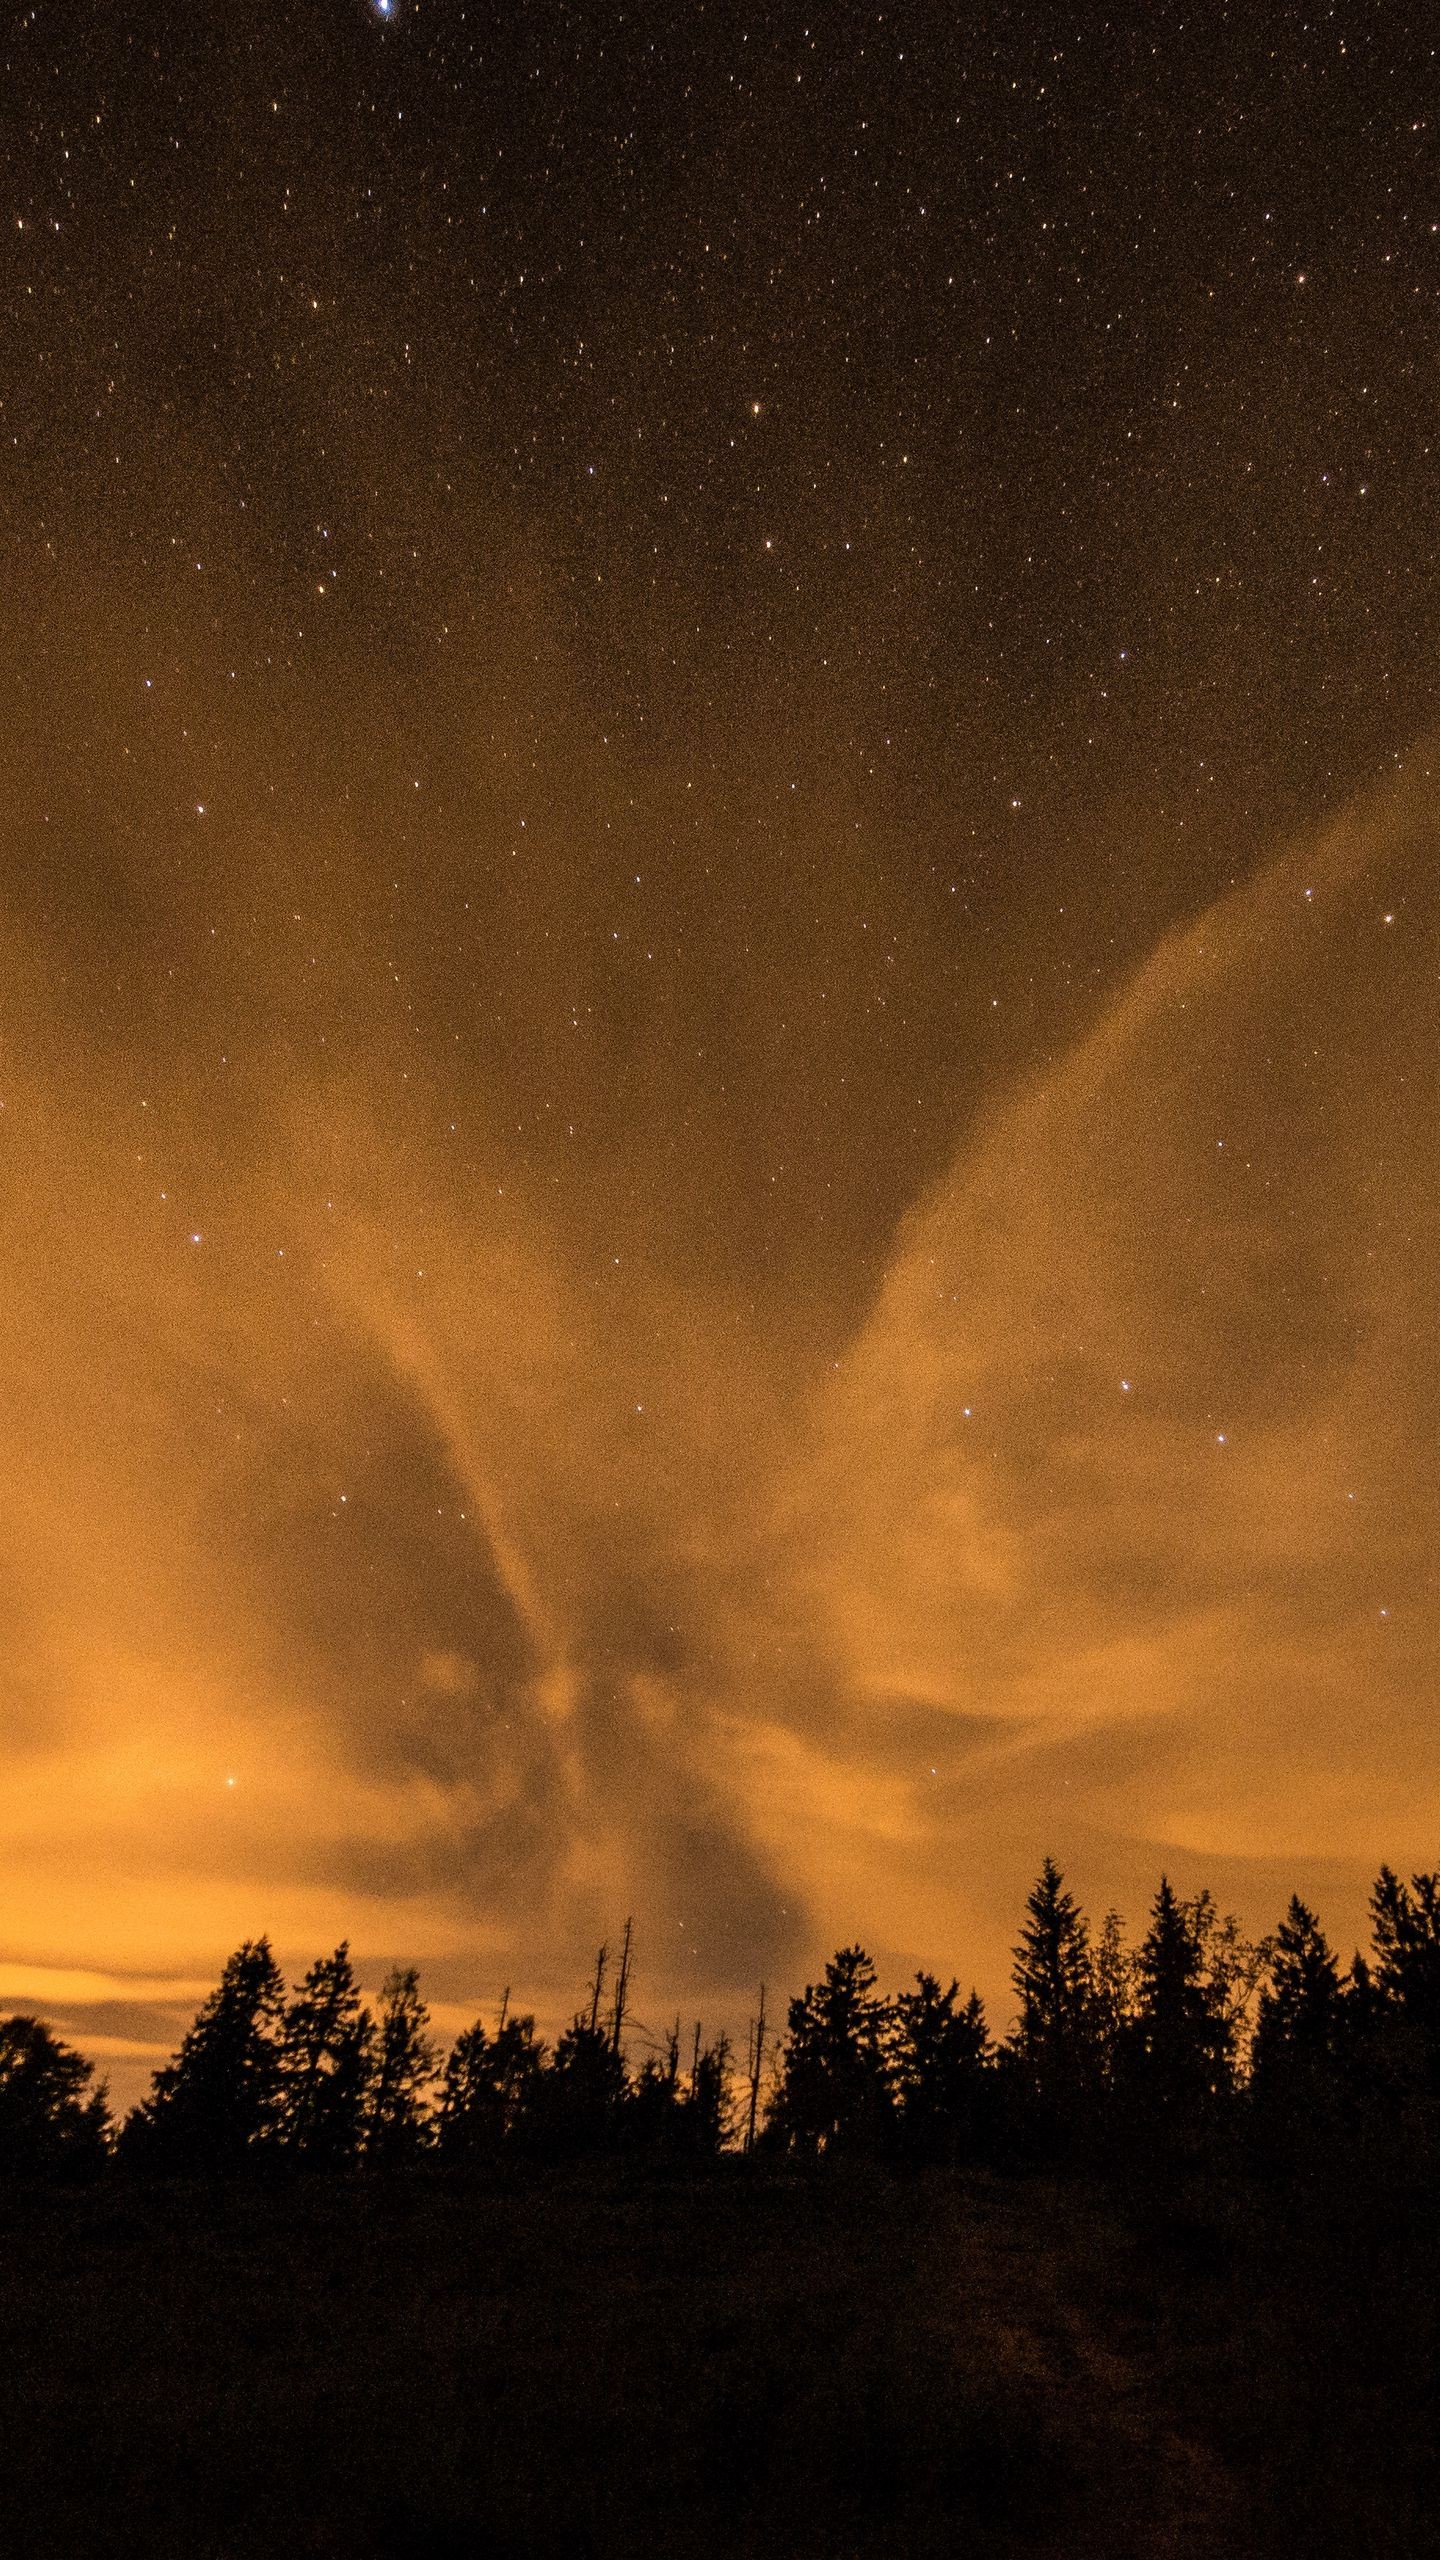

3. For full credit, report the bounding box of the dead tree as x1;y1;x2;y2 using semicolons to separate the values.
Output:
610;1918;634;2056
745;1984;768;2154
587;1944;608;2036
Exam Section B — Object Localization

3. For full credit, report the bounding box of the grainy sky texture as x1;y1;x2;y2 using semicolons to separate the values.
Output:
2;0;1438;2093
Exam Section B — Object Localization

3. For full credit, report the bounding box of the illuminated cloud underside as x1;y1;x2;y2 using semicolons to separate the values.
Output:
3;712;1435;2096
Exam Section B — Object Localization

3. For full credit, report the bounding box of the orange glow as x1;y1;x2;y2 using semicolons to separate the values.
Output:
4;578;1436;2104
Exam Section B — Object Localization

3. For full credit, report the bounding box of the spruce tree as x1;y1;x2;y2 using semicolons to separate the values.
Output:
625;2022;685;2155
0;2016;112;2176
538;2013;628;2155
1011;1858;1098;2140
770;1946;893;2157
1128;1878;1232;2136
1250;1895;1340;2128
680;2032;733;2157
1090;1910;1137;2091
124;1939;285;2174
366;1967;437;2165
892;1973;990;2162
279;1943;374;2167
1369;1867;1440;2092
436;2013;542;2159
1336;1948;1385;2090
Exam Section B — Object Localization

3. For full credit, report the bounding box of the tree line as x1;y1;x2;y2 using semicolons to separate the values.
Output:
3;1860;1439;2181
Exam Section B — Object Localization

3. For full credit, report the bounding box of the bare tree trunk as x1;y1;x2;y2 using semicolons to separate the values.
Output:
746;1984;767;2154
610;1917;634;2056
587;1944;608;2036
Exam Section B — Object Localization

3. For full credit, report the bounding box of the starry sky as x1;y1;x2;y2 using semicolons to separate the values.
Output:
3;0;1438;2097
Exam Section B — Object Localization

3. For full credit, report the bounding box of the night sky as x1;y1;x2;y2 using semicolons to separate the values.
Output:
3;0;1438;2097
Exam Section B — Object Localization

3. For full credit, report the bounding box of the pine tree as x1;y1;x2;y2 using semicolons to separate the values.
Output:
538;2014;628;2154
436;2012;542;2159
1369;1867;1440;2092
366;1967;437;2166
123;1939;285;2174
278;1943;373;2168
680;2031;733;2157
1090;1910;1137;2090
0;2016;112;2176
892;1973;990;2162
1011;1858;1098;2140
625;2020;684;2154
1337;1948;1385;2085
1127;1878;1233;2136
770;1946;893;2157
1250;1896;1340;2136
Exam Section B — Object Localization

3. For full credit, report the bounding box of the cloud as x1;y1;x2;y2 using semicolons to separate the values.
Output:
1;569;1436;2063
765;758;1440;1971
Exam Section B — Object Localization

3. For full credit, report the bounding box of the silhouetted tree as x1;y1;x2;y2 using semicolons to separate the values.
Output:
609;1918;634;2054
437;2011;543;2160
680;2030;733;2157
892;1973;991;2162
1188;1890;1270;2056
620;2010;736;2160
279;1943;374;2168
60;1855;1440;2197
744;1986;768;2156
122;1938;285;2174
770;1946;893;2157
366;1967;437;2165
1369;1866;1440;2093
1333;1947;1387;2098
625;2020;685;2154
0;2016;111;2177
1125;1879;1233;2140
1250;1898;1341;2143
1010;1859;1099;2144
1090;1910;1137;2089
537;2013;628;2154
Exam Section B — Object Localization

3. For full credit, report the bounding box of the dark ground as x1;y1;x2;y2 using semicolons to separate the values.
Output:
3;2163;1433;2558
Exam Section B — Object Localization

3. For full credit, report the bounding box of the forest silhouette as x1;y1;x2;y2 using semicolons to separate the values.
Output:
7;1858;1439;2178
4;1861;1439;2556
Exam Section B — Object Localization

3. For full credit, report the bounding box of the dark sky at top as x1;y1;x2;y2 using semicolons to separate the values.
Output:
2;0;1438;2094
